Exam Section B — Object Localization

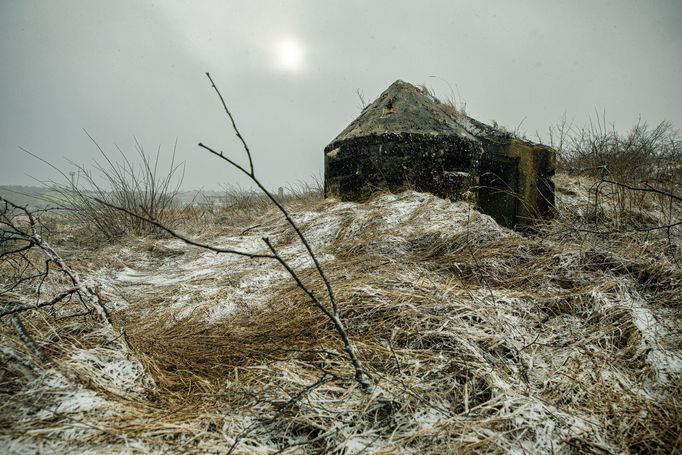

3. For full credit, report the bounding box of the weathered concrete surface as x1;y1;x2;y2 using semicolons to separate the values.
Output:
327;80;477;148
325;134;479;201
507;140;556;223
324;80;556;228
325;81;480;203
475;139;556;227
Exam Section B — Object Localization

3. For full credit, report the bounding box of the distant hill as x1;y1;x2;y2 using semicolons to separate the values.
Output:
0;185;58;209
0;185;229;209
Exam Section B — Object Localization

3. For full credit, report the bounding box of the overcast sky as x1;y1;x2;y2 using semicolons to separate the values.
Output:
1;0;681;190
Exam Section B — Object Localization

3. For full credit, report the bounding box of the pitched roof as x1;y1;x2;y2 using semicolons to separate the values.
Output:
327;80;477;149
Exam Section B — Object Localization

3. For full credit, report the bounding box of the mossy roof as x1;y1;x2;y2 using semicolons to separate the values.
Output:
325;80;527;152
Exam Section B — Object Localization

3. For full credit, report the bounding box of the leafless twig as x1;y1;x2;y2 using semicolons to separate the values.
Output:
10;314;49;363
226;374;334;455
97;73;372;391
0;196;111;323
0;287;79;318
600;178;682;204
199;72;369;389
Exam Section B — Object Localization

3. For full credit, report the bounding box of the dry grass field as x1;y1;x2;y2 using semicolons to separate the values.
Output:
1;172;681;454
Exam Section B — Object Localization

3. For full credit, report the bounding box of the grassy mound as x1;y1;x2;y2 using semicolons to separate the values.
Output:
1;176;681;453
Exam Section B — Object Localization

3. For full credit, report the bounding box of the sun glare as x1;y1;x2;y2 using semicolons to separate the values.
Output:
276;38;304;71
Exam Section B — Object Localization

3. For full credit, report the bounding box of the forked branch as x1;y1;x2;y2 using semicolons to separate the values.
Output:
199;72;369;390
205;72;254;175
0;288;79;318
0;197;111;324
96;73;371;391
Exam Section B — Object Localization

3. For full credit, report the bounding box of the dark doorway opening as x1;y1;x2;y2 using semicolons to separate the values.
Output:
478;157;520;228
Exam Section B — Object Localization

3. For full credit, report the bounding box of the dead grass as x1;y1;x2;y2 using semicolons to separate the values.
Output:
2;175;681;453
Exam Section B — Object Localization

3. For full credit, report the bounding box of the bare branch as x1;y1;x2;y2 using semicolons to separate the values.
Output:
198;141;340;317
262;237;334;320
240;224;262;235
0;288;79;318
0;346;39;375
93;197;276;260
199;72;371;390
10;314;49;363
205;72;254;175
0;196;111;323
264;241;370;391
0;240;35;260
600;178;682;204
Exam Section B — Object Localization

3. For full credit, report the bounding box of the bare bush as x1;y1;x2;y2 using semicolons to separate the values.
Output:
1;197;111;366
215;178;323;223
559;113;681;181
26;135;184;239
547;114;682;235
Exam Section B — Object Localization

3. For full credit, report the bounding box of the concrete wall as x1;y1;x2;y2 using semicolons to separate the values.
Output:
507;140;556;224
324;135;479;201
325;134;556;229
478;155;520;227
476;138;556;227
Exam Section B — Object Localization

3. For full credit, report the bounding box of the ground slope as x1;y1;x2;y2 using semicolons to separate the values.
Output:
1;177;681;453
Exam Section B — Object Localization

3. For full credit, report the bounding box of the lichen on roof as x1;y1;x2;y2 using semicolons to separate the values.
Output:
327;80;477;148
326;80;522;151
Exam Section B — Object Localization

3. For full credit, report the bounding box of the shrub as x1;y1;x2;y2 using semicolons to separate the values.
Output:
46;136;184;239
548;114;682;232
556;115;681;182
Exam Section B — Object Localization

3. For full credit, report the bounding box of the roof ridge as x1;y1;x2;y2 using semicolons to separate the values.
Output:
326;80;475;148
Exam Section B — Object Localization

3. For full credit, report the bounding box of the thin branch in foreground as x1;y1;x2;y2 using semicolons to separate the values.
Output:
93;198;275;260
262;237;372;390
0;287;79;318
601;178;682;204
198;142;341;317
205;72;254;176
0;346;39;376
10;314;50;363
197;72;370;390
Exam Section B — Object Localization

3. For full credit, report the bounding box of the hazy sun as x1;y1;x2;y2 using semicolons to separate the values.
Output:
276;38;304;71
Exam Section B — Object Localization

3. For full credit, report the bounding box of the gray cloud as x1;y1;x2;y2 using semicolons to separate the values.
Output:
1;0;681;189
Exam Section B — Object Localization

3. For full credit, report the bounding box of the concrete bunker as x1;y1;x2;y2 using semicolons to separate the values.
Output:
324;80;556;228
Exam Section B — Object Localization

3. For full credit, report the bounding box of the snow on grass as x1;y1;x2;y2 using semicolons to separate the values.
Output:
629;292;682;382
66;349;151;395
101;192;506;324
507;400;610;455
10;186;674;453
35;372;104;419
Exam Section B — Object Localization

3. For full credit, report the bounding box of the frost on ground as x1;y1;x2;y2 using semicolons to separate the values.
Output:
1;180;681;454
